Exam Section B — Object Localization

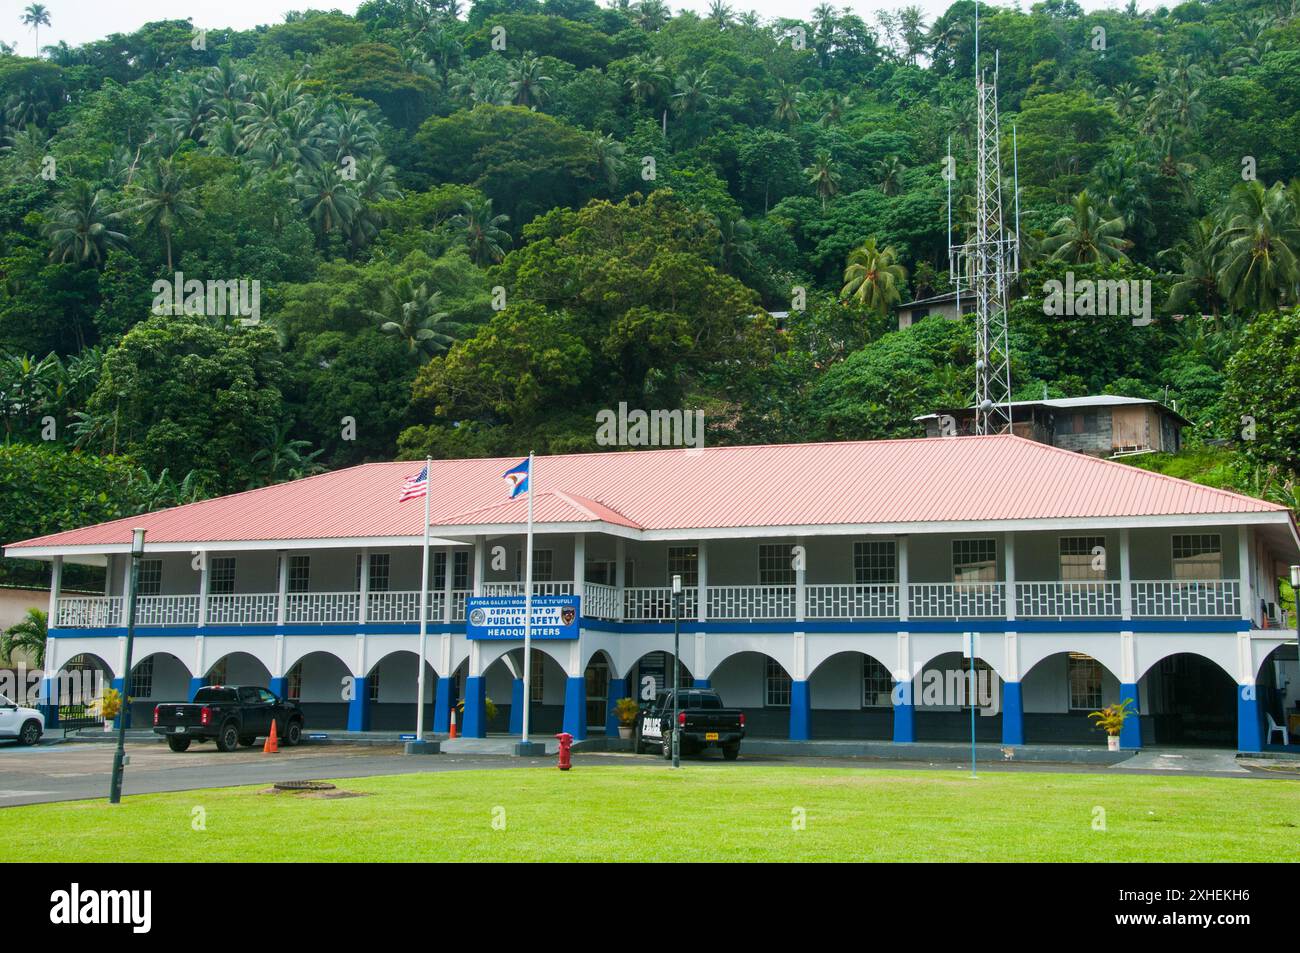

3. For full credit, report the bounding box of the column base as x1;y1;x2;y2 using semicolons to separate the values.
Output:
513;741;547;756
404;740;441;755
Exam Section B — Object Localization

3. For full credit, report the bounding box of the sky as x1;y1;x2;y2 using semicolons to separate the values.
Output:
3;0;1142;54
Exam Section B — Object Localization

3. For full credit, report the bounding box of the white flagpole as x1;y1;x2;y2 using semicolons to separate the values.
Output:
415;457;432;739
520;450;535;746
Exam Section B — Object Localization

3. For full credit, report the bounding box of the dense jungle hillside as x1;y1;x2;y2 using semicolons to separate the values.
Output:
3;0;1300;582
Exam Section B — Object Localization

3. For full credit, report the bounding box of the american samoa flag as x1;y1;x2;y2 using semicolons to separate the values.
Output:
503;458;529;498
398;464;428;502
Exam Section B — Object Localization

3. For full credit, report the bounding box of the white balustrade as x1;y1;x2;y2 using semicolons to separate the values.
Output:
805;584;898;619
624;586;698;620
480;582;575;597
55;596;122;628
909;583;1006;618
707;585;796;620
1131;580;1240;618
1018;581;1121;618
584;582;621;620
206;593;278;625
285;592;361;624
134;594;200;626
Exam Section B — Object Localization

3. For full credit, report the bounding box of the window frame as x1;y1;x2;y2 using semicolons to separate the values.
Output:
854;540;897;585
1067;654;1104;711
209;556;236;595
1171;533;1223;581
764;656;792;707
757;544;795;586
136;558;163;597
666;546;698;587
862;656;892;708
1058;536;1107;581
952;538;997;583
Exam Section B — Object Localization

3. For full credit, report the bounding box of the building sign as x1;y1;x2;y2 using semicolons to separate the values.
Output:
465;595;580;641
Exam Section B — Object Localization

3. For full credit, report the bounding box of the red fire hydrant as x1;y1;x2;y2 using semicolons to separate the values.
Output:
555;732;573;771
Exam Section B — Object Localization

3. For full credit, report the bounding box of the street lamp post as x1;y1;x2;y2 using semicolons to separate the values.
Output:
671;573;682;769
109;528;146;805
1289;565;1300;748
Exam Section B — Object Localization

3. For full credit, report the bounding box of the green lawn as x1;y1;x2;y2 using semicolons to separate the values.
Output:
3;765;1297;861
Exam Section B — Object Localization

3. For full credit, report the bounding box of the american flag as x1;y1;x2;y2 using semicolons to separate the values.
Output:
398;464;428;502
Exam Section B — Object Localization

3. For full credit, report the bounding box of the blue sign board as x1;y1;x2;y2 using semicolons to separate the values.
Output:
465;595;581;641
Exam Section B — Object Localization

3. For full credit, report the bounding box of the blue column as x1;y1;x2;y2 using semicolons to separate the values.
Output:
605;676;628;736
39;675;59;727
893;679;915;743
347;675;370;731
187;676;208;701
1002;681;1024;746
268;676;287;700
562;675;587;741
509;677;525;734
1237;684;1265;753
1119;682;1142;749
789;680;811;740
111;676;128;729
693;678;711;689
433;676;452;732
462;675;486;737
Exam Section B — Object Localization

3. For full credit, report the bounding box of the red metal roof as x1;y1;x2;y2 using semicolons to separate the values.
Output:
4;435;1289;551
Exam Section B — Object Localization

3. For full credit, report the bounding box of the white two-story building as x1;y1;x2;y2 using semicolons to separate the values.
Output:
7;434;1299;752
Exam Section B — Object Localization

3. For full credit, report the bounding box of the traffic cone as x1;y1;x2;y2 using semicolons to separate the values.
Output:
449;708;458;739
263;719;279;754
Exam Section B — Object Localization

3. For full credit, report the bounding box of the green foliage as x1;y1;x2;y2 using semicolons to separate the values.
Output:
1223;306;1300;475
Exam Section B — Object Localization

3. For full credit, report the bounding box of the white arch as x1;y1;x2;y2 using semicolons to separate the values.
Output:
284;639;352;673
583;646;619;678
476;641;568;675
204;648;273;682
1135;638;1238;683
129;650;194;680
1020;637;1124;684
57;650;115;680
807;646;894;680
364;648;440;679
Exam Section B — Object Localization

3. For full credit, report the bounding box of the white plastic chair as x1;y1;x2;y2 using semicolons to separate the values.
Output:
1267;713;1290;746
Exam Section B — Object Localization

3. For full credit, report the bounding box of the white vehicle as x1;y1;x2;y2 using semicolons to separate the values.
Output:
0;693;44;746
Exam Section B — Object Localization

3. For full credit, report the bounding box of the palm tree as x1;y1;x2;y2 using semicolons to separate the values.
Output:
128;161;196;271
365;280;457;358
671;68;715;117
804;150;840;210
771;80;804;126
249;423;325;488
507;52;552;109
1;608;47;668
1042;190;1131;264
624;54;668;107
1105;82;1146;120
874;155;907;196
20;4;50;57
1215;180;1300;314
898;5;928;65
450;197;511;265
42;181;128;267
635;0;671;31
296;166;361;242
591;133;626;191
347;156;401;253
841;238;907;317
1160;218;1226;322
706;0;733;28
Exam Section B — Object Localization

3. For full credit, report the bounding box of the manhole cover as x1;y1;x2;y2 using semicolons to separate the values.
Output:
273;780;336;792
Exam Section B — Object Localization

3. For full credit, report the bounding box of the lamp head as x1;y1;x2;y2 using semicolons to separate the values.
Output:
672;574;682;595
131;528;147;557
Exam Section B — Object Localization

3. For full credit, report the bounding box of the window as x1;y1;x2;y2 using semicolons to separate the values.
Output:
1071;411;1098;434
515;549;554;582
666;546;698;587
136;559;162;596
1172;534;1222;580
958;657;995;709
453;551;469;590
530;648;546;702
210;557;236;595
758;544;795;585
953;539;996;583
286;662;302;701
130;656;154;697
863;657;892;707
585;658;608;728
765;657;791;707
287;555;310;593
1059;537;1106;581
369;666;380;702
257;688;277;704
854;541;897;584
1068;654;1103;710
357;553;391;592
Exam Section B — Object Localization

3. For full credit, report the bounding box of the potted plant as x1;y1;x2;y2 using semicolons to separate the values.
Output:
455;696;499;726
97;687;122;731
614;697;639;740
1089;698;1134;751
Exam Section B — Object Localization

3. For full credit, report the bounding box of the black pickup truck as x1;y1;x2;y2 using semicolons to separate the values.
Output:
635;688;745;760
153;685;304;752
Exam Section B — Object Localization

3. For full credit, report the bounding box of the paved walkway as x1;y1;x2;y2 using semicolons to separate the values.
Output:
1115;747;1250;774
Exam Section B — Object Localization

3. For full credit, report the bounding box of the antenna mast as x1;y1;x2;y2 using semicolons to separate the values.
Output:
947;2;1017;435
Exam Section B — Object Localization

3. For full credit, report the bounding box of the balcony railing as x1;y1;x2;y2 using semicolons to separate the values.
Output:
1018;581;1122;618
52;579;1247;628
